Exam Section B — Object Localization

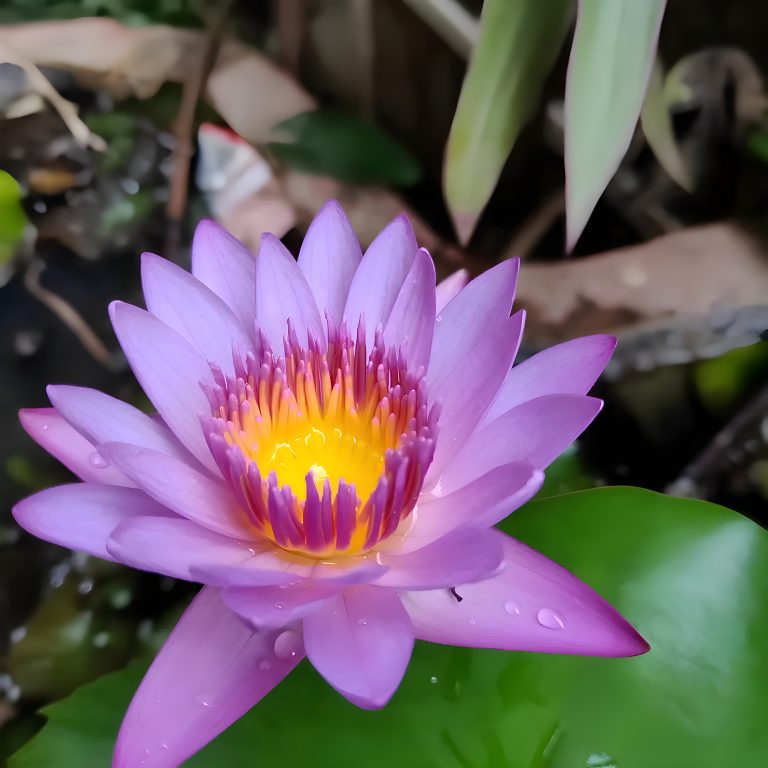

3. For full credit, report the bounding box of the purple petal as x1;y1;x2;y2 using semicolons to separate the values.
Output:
142;253;253;375
435;268;468;314
428;258;519;386
384;248;437;371
196;553;385;587
191;219;256;329
100;443;247;538
13;484;169;561
426;299;524;484
482;334;616;426
403;530;649;657
344;214;418;348
255;233;325;350
440;394;603;493
222;582;342;628
106;516;289;583
19;408;132;486
109;301;217;473
389;462;543;554
303;586;414;708
47;385;189;462
374;529;503;590
298;200;362;323
114;587;302;768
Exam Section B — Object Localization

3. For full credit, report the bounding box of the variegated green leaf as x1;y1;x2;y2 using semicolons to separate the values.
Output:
444;0;573;245
565;0;666;250
640;60;694;192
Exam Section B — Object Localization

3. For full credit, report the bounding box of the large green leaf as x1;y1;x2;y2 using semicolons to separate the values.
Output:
443;0;572;245
268;110;421;187
11;488;768;767
565;0;666;249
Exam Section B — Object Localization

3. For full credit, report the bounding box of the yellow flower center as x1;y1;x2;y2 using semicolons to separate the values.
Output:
206;322;436;556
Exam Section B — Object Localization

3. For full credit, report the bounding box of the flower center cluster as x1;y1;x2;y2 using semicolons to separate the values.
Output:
204;321;437;556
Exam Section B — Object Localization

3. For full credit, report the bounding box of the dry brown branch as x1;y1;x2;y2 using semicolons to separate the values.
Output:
24;260;113;368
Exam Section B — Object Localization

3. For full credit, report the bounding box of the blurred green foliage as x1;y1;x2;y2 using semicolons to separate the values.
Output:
0;0;206;26
694;341;768;415
269;111;422;187
0;171;27;267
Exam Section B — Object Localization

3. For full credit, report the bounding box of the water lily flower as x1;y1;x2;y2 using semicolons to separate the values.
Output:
14;202;648;767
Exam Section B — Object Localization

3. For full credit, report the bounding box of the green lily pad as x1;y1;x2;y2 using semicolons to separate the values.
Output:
10;488;768;767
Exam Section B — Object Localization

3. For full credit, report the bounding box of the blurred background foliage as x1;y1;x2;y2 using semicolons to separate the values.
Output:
1;0;768;766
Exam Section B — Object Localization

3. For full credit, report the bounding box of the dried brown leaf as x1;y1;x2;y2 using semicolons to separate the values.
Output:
0;18;315;143
516;222;768;342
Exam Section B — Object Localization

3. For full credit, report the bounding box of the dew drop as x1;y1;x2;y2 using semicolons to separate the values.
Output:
194;694;213;707
537;607;566;630
272;602;284;610
258;659;271;672
273;630;301;660
468;618;477;626
503;600;520;616
88;451;109;468
586;753;617;768
429;676;438;684
41;423;49;431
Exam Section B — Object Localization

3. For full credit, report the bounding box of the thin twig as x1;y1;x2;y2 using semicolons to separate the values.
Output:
24;260;114;368
506;190;565;259
0;41;106;151
276;0;305;76
666;384;768;498
165;0;234;256
400;0;479;58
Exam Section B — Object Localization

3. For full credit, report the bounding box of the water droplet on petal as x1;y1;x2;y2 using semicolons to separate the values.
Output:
430;676;438;684
273;630;301;660
503;600;520;616
468;618;477;626
356;618;367;625
41;423;49;431
194;694;213;707
537;607;566;630
88;451;108;468
258;659;271;672
273;602;284;610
